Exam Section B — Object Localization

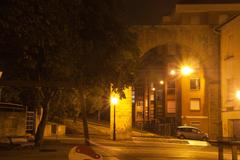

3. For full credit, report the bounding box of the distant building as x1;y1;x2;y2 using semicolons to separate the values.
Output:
217;15;240;139
132;3;240;139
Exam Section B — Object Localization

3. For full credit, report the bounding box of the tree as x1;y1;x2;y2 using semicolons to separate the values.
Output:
0;0;139;146
0;0;80;146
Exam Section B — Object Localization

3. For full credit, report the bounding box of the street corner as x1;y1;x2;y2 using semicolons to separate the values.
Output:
68;145;103;160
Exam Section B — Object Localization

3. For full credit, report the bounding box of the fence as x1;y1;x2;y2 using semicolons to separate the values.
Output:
134;120;177;136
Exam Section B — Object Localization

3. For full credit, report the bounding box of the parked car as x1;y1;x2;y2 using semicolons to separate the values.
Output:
176;126;208;141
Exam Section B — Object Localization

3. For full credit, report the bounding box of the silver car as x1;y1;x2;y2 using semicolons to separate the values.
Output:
176;126;208;141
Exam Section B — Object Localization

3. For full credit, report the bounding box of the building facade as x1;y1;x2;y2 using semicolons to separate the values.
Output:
132;3;240;139
218;15;240;139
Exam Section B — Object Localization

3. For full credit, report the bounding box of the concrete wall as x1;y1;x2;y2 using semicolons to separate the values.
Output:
220;16;240;138
181;68;208;133
0;111;26;137
44;123;66;137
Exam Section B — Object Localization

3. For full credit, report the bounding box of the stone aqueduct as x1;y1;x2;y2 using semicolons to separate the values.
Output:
131;25;220;139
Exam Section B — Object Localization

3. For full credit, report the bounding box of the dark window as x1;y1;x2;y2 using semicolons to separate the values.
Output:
167;80;175;95
190;78;200;90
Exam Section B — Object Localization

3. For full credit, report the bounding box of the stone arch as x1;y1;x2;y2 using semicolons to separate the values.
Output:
132;25;219;82
140;42;206;73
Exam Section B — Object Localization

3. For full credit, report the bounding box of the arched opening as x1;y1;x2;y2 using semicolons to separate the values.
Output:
133;43;207;136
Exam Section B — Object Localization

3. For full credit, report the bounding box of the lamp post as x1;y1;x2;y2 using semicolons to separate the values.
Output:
111;96;118;141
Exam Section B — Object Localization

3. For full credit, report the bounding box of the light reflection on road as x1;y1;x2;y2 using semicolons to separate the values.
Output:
187;140;210;146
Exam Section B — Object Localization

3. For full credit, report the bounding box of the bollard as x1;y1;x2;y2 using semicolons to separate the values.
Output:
218;144;224;160
232;145;238;160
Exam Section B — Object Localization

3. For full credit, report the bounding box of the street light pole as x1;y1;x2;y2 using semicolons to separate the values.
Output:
111;96;118;141
113;104;116;141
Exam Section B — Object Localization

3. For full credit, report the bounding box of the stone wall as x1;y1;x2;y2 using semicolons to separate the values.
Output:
131;25;220;139
110;87;132;140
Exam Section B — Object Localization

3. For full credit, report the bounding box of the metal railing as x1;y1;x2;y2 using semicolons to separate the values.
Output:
134;120;177;136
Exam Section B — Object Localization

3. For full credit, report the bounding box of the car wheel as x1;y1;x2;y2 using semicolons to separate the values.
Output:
179;135;185;139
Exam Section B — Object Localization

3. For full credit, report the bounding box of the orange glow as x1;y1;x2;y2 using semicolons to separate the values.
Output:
236;90;240;100
111;97;118;105
170;70;176;76
181;66;194;76
160;80;164;85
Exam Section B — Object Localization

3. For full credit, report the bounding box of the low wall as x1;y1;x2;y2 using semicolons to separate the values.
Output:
44;123;66;137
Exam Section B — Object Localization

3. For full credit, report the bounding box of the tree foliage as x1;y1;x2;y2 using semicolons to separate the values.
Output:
0;0;139;145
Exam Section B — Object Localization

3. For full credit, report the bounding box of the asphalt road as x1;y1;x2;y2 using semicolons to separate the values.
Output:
93;138;235;160
0;137;238;160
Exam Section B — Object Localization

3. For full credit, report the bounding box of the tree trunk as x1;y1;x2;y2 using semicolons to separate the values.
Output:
34;101;50;146
80;92;90;146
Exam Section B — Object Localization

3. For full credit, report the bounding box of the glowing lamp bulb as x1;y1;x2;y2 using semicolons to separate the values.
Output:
160;80;164;85
181;66;194;75
170;70;176;76
111;97;118;105
236;90;240;100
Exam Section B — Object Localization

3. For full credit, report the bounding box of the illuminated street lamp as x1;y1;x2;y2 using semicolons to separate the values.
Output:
160;80;164;85
170;69;176;76
181;66;194;76
111;96;118;141
236;90;240;100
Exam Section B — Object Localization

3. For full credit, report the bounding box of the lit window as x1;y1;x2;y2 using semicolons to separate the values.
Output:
190;99;200;111
190;78;200;90
167;100;176;113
